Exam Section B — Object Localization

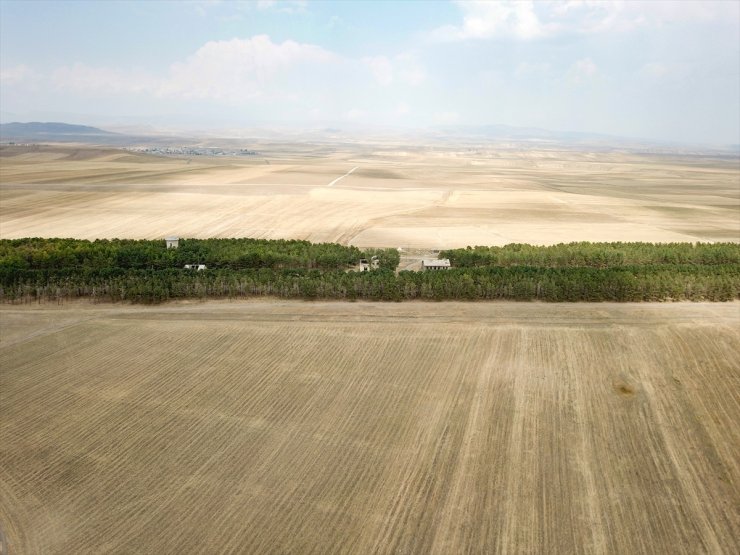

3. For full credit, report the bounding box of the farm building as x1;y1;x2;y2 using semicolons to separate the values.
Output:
165;236;179;249
422;259;451;271
358;256;380;272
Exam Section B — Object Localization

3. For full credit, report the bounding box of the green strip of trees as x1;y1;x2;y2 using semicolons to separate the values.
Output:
1;239;737;303
440;242;740;268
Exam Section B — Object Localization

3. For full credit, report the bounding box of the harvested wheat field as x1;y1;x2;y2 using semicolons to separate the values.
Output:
1;301;738;554
1;144;738;247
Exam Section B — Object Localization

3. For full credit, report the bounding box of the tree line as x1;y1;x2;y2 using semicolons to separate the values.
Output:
440;242;740;268
0;238;737;303
0;237;398;272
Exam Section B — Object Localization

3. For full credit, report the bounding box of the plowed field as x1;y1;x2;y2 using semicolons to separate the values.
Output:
1;301;738;553
2;144;738;247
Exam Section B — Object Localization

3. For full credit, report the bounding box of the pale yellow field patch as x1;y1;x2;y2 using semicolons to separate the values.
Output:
1;144;738;246
351;223;703;249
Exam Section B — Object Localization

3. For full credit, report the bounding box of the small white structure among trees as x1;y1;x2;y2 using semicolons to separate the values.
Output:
165;237;179;249
422;259;451;271
358;256;380;272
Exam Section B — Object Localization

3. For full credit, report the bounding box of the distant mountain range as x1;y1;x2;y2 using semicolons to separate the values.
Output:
1;121;736;154
0;121;119;141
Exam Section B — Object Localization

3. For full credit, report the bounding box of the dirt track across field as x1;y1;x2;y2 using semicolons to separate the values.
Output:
1;301;738;554
2;144;738;247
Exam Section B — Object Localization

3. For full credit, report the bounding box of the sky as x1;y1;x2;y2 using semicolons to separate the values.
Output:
1;0;739;144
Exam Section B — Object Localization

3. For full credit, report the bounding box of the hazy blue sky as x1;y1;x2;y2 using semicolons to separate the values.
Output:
1;0;738;144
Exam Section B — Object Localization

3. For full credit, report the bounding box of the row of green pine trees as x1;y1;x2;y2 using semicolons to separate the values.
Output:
1;238;737;303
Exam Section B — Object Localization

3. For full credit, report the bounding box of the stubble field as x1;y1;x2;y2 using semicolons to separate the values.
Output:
1;143;738;247
1;301;739;554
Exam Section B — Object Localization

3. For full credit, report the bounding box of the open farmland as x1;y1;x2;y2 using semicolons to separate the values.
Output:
1;301;739;554
1;144;738;247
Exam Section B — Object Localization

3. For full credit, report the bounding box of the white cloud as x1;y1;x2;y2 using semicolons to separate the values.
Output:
399;66;426;86
550;0;642;34
363;56;394;86
568;57;598;83
623;0;740;25
49;36;336;103
432;1;545;41
6;34;431;115
395;102;409;116
574;58;597;76
255;0;307;15
0;64;41;86
51;63;158;94
189;0;307;17
187;0;222;17
432;0;740;42
363;53;426;87
159;35;336;101
395;53;426;86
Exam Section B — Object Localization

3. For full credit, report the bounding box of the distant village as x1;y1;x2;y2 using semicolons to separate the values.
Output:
125;146;259;157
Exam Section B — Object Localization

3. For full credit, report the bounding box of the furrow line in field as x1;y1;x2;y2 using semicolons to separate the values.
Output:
368;331;474;553
288;330;414;551
430;327;506;552
295;343;410;551
640;326;740;552
68;328;260;552
564;330;608;555
237;330;364;552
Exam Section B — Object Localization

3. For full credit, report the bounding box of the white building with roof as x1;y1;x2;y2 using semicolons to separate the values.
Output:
421;259;451;271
